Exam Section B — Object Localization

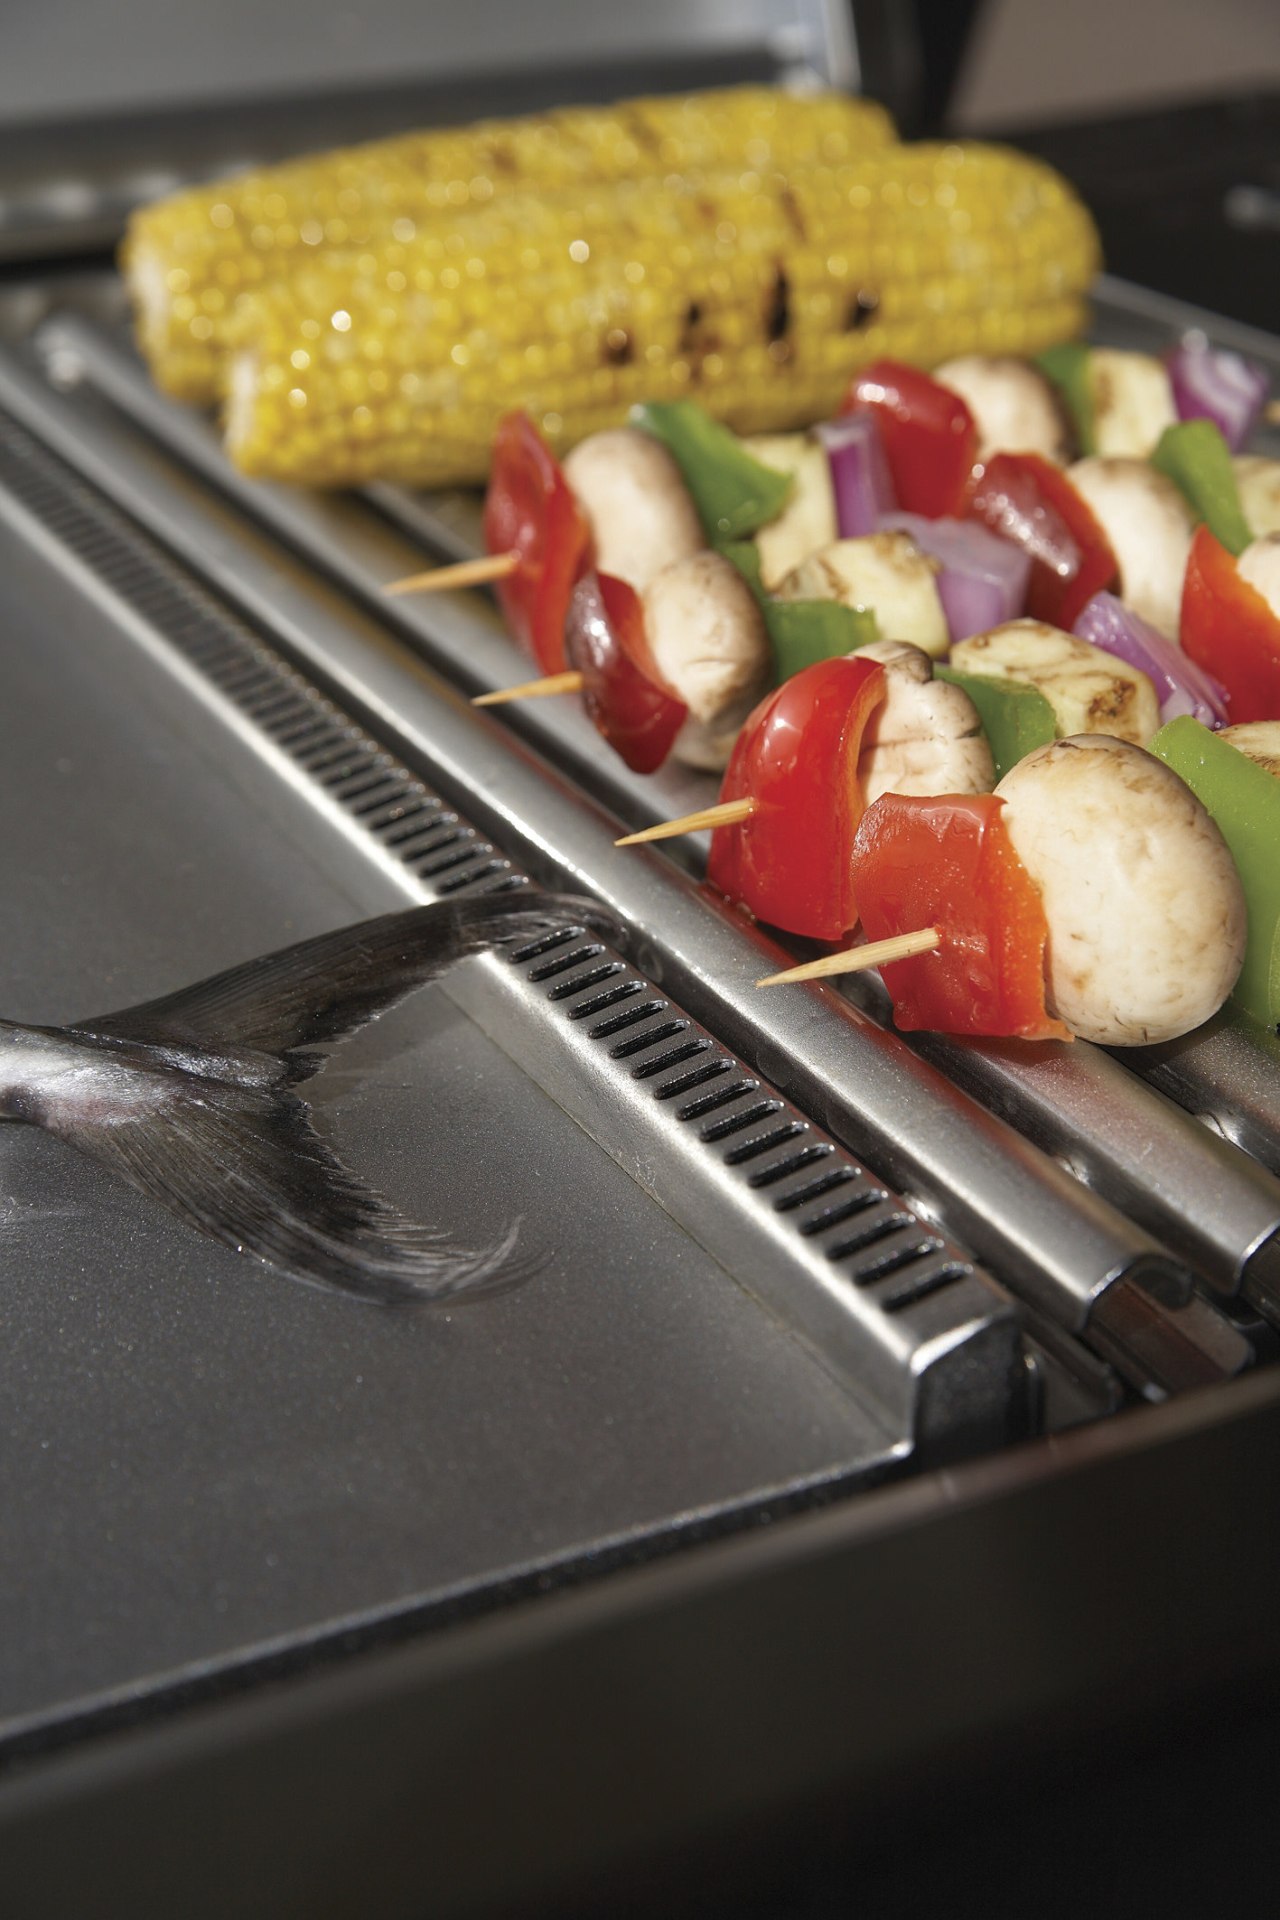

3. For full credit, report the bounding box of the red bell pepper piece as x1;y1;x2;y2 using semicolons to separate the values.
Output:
1180;524;1280;724
841;360;977;519
967;452;1118;630
562;572;688;774
482;411;593;674
706;654;886;941
852;791;1070;1040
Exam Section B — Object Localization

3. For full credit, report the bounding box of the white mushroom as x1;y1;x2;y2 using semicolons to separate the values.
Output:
1087;349;1178;459
1233;456;1280;538
562;427;703;592
994;736;1245;1045
742;434;838;591
1237;533;1280;622
640;550;772;771
851;638;994;804
950;619;1161;745
776;533;949;658
1219;721;1280;777
1066;457;1195;640
934;354;1071;463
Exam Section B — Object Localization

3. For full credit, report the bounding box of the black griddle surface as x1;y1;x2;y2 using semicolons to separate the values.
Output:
0;497;888;1746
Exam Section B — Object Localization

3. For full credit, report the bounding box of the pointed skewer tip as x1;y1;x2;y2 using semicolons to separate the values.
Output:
473;671;585;707
756;927;941;988
614;796;756;847
383;550;520;597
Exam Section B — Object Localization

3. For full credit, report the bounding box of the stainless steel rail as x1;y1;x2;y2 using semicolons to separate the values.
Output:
844;975;1280;1324
1136;1014;1280;1180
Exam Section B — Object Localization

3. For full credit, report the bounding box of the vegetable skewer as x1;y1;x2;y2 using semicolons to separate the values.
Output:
757;928;940;988
616;798;756;846
436;356;1257;785
389;338;1274;801
473;671;584;707
384;552;521;596
752;738;1249;1048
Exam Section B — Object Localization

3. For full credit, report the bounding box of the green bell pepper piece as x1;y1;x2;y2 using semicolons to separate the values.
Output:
762;599;880;681
717;540;879;679
935;666;1057;783
630;401;792;542
1150;715;1280;1030
1036;342;1096;456
718;539;766;599
1150;419;1253;557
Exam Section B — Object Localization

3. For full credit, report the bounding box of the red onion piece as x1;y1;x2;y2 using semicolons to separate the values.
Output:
814;411;897;537
1073;589;1229;729
879;511;1031;642
1167;334;1270;454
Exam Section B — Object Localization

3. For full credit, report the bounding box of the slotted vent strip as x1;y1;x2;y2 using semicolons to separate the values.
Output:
748;1145;833;1189
702;1101;784;1143
725;1123;808;1164
775;1169;857;1212
0;407;510;903
0;402;985;1330
611;1020;688;1059
572;986;650;1024
677;1082;758;1122
653;1062;734;1102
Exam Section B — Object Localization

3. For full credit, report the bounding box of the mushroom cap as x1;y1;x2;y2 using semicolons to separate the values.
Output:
563;427;704;592
994;735;1245;1045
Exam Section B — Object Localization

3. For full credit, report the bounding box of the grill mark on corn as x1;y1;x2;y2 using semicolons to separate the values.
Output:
619;107;665;163
778;185;807;242
679;300;719;360
846;289;880;330
484;140;519;178
765;265;791;343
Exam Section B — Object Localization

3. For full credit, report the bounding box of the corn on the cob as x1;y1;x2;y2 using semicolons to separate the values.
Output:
122;87;895;403
220;141;1100;490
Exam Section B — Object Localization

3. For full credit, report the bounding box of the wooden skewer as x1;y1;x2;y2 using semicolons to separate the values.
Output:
614;797;757;847
383;551;520;596
473;671;585;707
756;927;941;988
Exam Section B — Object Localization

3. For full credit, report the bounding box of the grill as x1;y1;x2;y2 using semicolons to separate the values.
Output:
2;14;1280;1915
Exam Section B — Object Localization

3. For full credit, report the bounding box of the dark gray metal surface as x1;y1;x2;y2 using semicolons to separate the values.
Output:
5;1361;1280;1920
0;1;852;127
0;2;853;265
0;485;914;1745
